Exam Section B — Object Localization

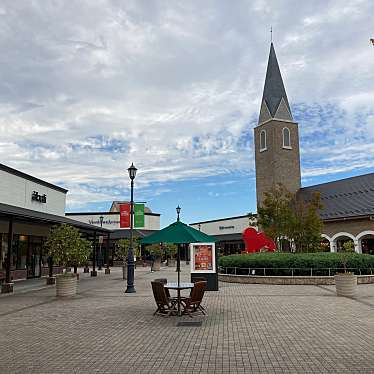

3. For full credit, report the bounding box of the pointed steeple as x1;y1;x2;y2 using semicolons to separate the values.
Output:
259;43;293;124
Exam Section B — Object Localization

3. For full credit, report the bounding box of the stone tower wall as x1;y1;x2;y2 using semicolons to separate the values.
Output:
254;119;301;208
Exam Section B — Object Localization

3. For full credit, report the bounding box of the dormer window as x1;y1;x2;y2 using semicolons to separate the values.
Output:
260;130;267;152
282;127;291;149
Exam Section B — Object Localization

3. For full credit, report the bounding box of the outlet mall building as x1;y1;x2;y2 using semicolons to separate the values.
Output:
0;163;160;292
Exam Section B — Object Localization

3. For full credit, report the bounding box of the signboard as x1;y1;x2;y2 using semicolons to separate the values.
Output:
119;204;130;228
190;243;216;274
134;203;144;228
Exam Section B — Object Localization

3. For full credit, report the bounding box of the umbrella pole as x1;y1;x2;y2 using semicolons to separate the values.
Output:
177;243;181;316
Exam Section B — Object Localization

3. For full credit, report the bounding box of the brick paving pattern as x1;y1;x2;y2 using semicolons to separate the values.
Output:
0;264;374;373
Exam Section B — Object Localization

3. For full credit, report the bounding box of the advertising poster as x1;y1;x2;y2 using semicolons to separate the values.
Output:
190;243;216;273
119;203;130;228
134;204;145;228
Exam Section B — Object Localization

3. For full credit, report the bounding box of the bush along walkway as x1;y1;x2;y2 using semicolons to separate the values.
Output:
218;252;374;276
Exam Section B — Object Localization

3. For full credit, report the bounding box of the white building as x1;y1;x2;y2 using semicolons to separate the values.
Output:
190;215;257;255
0;163;108;290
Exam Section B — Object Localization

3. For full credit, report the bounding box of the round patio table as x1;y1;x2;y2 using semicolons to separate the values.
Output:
165;282;194;290
164;283;194;316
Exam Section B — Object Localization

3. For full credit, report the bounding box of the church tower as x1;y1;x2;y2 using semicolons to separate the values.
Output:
254;43;301;209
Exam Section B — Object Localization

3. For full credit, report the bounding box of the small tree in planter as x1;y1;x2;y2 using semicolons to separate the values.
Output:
334;240;357;297
148;244;164;271
44;224;91;297
164;243;177;266
117;239;130;280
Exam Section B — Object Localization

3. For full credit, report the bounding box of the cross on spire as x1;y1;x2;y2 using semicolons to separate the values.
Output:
270;26;273;43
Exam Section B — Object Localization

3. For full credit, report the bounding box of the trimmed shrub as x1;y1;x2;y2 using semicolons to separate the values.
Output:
218;252;374;276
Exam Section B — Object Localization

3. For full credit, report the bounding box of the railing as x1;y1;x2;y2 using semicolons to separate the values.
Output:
218;267;374;277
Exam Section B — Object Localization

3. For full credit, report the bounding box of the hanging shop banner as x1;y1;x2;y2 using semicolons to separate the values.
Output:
119;203;131;228
190;243;216;273
134;203;145;228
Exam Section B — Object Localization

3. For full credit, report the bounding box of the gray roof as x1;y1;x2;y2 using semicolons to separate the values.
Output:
0;202;109;233
299;173;374;220
110;229;158;240
259;43;292;123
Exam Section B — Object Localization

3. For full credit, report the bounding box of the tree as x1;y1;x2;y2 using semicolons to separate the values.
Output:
117;238;141;262
163;243;177;259
290;191;323;252
257;184;294;251
257;184;323;252
43;224;91;270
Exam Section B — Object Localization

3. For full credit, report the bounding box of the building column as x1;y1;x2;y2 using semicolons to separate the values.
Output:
2;218;14;293
91;231;97;277
354;239;360;253
330;240;337;253
105;233;111;274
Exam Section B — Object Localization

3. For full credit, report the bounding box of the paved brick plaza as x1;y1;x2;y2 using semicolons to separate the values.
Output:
1;265;374;374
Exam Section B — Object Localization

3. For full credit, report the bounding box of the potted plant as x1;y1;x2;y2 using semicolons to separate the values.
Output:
117;239;130;280
334;241;357;297
44;224;91;297
148;244;163;271
164;243;177;267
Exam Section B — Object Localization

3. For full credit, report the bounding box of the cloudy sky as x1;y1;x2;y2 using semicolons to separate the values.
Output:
0;0;373;226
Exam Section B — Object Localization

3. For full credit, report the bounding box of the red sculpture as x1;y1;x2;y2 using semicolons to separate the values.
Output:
242;227;276;253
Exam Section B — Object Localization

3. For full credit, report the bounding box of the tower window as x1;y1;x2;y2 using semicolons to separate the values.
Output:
282;127;291;149
260;130;267;152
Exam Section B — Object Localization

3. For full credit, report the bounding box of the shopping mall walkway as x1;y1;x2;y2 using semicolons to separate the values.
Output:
1;264;374;373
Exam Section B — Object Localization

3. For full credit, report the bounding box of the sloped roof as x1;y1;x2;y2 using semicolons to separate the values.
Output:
299;173;374;220
259;43;292;124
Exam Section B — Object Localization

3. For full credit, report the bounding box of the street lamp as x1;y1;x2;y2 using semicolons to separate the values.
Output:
125;162;137;293
98;216;104;270
176;205;181;221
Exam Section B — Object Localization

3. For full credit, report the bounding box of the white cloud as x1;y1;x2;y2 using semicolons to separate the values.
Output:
0;0;373;209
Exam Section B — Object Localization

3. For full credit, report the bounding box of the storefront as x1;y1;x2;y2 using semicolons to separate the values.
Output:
0;164;108;292
190;215;256;256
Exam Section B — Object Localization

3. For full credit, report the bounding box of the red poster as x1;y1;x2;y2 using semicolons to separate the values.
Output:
120;204;130;228
194;245;213;271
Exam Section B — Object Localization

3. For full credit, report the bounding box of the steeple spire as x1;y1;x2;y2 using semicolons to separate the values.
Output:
258;43;293;124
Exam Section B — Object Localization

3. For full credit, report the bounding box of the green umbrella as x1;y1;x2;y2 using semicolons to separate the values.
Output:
141;220;217;245
141;220;217;316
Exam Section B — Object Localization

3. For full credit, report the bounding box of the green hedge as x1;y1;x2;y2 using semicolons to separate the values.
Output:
218;252;374;276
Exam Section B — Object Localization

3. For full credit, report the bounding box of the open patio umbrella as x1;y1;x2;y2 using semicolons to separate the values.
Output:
141;220;217;315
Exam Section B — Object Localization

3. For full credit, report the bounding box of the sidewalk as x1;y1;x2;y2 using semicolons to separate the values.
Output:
0;263;374;373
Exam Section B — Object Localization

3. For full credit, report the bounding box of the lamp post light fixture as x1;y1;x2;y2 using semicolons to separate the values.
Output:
125;162;137;293
176;205;181;222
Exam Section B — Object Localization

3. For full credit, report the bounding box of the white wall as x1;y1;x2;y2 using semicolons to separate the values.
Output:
66;213;160;231
0;170;66;216
190;216;257;236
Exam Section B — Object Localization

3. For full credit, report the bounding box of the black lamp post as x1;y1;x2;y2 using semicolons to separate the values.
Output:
125;162;137;293
176;205;181;222
98;216;104;270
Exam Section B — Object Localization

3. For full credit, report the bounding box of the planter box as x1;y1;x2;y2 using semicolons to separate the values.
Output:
334;274;357;298
56;274;78;297
153;259;161;271
122;265;127;280
167;258;176;267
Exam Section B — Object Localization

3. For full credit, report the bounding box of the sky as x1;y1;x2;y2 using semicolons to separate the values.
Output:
0;1;373;227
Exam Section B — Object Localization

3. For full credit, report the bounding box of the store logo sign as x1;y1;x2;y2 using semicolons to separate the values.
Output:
219;225;234;230
32;191;47;203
